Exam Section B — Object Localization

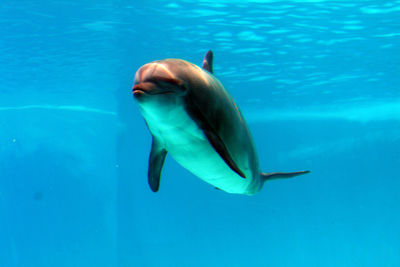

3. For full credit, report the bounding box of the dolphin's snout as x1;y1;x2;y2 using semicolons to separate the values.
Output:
132;84;145;97
132;81;157;99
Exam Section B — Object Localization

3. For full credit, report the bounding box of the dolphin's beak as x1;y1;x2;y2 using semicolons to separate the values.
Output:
132;82;158;98
132;84;145;97
132;80;181;98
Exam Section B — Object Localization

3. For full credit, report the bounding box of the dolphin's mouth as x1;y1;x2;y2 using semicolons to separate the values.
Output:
132;87;146;96
133;83;175;97
133;74;185;96
132;83;152;97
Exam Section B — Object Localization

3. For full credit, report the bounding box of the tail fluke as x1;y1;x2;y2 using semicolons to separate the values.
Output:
261;170;310;181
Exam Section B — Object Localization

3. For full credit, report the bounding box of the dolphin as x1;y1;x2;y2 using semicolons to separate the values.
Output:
132;50;309;195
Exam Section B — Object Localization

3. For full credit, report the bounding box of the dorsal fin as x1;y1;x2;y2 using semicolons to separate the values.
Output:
202;50;213;73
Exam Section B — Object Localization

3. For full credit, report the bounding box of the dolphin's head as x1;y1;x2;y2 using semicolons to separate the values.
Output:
133;62;187;102
133;60;195;137
132;61;190;127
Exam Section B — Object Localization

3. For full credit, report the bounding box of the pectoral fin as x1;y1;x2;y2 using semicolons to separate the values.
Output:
203;129;246;178
148;137;167;192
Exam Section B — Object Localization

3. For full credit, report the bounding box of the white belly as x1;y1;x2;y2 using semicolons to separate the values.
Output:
141;104;250;194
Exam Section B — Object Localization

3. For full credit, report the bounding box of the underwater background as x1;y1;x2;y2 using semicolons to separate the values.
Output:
1;0;399;266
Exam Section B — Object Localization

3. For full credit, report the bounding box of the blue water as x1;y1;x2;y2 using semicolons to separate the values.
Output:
1;0;399;266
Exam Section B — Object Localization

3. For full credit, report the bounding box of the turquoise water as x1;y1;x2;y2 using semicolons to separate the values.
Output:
1;0;399;266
